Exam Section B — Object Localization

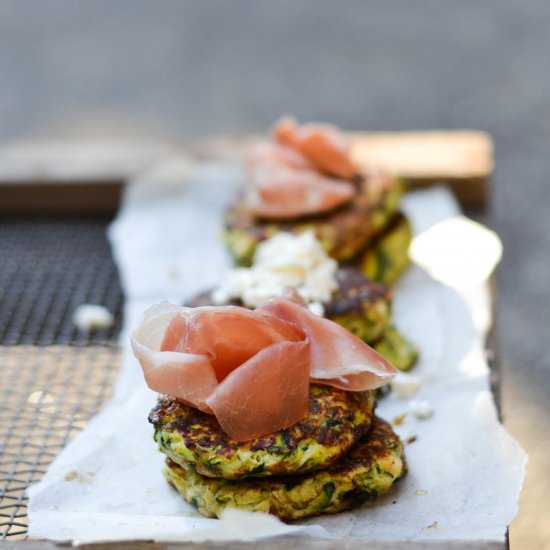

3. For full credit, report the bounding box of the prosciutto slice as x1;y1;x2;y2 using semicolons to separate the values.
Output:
131;299;397;441
274;117;358;181
258;299;397;390
243;119;360;219
246;165;355;219
245;141;312;172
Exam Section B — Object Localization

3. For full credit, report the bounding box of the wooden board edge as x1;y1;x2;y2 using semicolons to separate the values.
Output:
0;131;493;214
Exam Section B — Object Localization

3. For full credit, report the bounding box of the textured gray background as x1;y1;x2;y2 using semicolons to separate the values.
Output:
1;1;549;547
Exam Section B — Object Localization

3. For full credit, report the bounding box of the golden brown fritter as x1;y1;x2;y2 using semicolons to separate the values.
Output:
150;385;376;479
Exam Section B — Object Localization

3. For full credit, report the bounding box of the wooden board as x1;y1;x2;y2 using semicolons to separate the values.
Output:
4;539;507;550
0;131;493;215
351;131;493;206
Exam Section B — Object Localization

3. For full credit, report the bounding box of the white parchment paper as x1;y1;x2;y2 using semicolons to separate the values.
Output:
27;161;526;544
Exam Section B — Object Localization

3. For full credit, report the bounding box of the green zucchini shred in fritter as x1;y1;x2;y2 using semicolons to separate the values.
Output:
358;213;412;286
374;326;419;372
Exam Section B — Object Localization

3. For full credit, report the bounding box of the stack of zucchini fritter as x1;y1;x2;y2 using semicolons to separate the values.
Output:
153;122;411;520
150;385;405;520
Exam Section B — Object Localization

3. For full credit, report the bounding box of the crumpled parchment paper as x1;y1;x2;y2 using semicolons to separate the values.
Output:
27;160;526;545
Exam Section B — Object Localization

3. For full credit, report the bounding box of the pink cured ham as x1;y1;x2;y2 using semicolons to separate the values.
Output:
206;340;310;443
160;305;307;383
131;299;397;441
243;121;359;219
257;299;397;390
246;165;355;219
132;302;310;441
274;117;358;180
245;141;312;172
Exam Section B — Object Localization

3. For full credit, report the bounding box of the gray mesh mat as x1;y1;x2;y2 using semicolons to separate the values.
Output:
0;218;123;540
0;218;123;346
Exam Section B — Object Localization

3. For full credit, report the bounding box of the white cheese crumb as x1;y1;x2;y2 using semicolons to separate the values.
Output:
213;231;337;314
73;304;114;331
308;301;325;317
390;372;422;399
409;399;434;419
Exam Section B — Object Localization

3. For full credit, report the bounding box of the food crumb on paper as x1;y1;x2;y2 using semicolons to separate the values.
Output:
390;372;421;398
392;412;408;426
167;265;182;281
424;521;438;530
73;304;114;330
405;435;418;445
64;470;94;484
409;399;434;419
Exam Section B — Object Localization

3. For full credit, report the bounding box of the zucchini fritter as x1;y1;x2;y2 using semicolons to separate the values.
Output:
150;385;376;480
374;326;419;372
357;212;412;286
163;416;405;520
324;266;391;343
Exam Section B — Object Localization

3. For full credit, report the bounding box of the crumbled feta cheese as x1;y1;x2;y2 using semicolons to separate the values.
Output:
390;372;422;398
409;399;434;419
308;301;325;317
213;231;337;314
73;304;114;330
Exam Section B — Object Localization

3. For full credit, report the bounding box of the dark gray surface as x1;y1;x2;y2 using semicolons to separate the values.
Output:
1;2;548;547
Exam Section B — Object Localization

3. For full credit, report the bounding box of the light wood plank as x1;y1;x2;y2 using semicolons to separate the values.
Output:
351;131;493;206
0;131;493;214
